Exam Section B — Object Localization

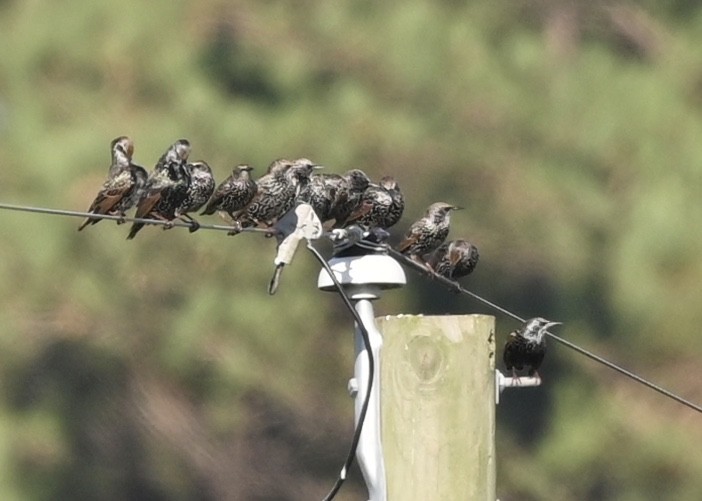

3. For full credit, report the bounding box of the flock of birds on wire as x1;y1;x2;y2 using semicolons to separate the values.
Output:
78;136;562;381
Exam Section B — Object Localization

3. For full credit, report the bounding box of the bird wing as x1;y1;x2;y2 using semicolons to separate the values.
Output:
346;198;374;224
87;170;135;214
201;178;231;215
447;244;463;267
134;190;162;219
502;332;521;370
396;228;420;253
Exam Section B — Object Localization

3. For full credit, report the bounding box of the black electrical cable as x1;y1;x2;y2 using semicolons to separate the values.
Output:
306;241;376;501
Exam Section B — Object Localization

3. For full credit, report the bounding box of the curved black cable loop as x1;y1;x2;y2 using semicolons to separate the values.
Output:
306;241;376;501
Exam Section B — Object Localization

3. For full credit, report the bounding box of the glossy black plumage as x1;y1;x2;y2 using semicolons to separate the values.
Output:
78;136;147;230
503;317;561;380
201;164;257;219
126;139;191;240
427;239;479;280
396;202;461;261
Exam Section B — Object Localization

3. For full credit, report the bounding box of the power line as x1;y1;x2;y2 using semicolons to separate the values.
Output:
377;246;702;415
1;200;700;415
0;202;271;234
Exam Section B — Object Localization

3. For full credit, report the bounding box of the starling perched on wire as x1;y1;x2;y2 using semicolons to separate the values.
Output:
126;139;191;240
503;317;562;382
347;175;404;230
396;202;462;262
427;239;480;280
173;161;216;232
78;136;147;231
233;158;293;231
235;158;320;232
325;169;371;228
200;164;257;220
297;172;334;223
288;158;321;195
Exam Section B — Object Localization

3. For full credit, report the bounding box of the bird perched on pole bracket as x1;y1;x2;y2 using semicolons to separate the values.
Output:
503;317;562;383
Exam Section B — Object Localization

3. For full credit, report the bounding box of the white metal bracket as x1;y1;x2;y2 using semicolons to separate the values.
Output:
495;370;542;405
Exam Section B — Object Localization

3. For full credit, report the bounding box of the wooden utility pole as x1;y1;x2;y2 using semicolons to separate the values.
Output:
377;314;496;501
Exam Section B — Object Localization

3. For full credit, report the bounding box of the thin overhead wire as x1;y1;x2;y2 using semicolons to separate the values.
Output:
377;246;702;415
1;200;701;415
0;202;271;233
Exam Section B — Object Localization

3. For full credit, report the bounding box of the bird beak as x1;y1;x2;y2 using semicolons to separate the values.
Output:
313;165;324;170
545;321;562;330
452;206;464;211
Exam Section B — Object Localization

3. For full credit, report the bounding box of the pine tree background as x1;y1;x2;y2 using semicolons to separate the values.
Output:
0;1;701;499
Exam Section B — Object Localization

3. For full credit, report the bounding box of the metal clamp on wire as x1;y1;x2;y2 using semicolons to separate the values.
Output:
495;370;542;404
268;203;323;294
331;226;391;258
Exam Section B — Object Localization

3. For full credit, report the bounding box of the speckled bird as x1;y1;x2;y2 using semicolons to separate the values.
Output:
233;158;293;231
427;239;479;280
396;202;461;261
347;175;404;229
200;164;257;220
325;169;371;228
173;160;216;232
126;139;191;240
503;317;561;381
297;172;334;223
235;158;320;232
78;136;147;231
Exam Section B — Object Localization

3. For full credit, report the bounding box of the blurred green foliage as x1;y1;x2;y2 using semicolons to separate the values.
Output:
1;0;701;499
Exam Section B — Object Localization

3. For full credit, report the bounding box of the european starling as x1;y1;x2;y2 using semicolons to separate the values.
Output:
200;164;257;220
503;317;562;382
297;172;334;223
235;158;320;231
173;160;216;232
288;158;321;196
347;175;404;229
126;139;191;240
325;169;372;228
427;239;480;280
233;158;293;231
396;202;462;262
78;136;147;230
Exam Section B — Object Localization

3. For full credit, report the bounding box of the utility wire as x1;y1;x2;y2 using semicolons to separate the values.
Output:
2;200;701;415
0;202;271;234
306;241;375;501
373;245;702;415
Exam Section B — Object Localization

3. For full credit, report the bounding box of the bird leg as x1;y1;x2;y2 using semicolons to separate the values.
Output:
511;368;522;386
178;214;200;233
226;220;244;236
108;209;127;225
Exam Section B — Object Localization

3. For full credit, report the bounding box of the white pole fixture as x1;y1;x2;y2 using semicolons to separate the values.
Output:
318;253;406;501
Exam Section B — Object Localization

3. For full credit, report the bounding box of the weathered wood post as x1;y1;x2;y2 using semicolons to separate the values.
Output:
377;314;496;501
